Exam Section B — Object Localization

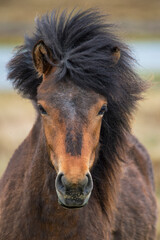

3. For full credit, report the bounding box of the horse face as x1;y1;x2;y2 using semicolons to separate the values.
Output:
34;42;107;208
37;76;107;208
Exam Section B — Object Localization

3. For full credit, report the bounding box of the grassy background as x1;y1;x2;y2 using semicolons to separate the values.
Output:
0;0;160;43
0;75;160;238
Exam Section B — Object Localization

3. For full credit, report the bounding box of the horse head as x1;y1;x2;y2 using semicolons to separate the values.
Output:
32;41;115;208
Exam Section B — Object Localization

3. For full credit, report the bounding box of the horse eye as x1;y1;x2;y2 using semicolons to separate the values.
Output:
38;104;47;115
98;105;108;116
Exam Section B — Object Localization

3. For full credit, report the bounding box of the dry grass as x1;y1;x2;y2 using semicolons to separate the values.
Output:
0;0;159;22
0;0;160;43
0;83;160;237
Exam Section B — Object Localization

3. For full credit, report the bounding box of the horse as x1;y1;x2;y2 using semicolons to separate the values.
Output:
0;10;157;240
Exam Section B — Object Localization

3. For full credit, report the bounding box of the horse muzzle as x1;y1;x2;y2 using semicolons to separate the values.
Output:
55;172;93;208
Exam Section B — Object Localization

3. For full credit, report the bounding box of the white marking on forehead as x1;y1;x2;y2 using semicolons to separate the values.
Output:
69;93;73;98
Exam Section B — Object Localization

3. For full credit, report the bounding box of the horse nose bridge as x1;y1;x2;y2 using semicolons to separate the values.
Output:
65;124;83;157
58;154;90;186
60;159;89;184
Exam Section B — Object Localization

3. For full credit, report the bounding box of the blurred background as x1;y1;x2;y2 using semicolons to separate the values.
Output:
0;0;160;238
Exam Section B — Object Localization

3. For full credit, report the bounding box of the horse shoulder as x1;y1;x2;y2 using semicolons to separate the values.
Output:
0;120;41;239
111;135;157;239
127;134;155;189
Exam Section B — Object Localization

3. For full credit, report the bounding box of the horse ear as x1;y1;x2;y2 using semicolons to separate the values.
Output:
32;40;53;76
111;47;121;64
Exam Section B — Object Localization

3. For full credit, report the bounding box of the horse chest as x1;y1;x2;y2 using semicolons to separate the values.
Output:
48;224;109;240
40;205;110;240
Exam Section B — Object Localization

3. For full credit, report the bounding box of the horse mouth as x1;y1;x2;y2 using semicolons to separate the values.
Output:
57;191;91;209
58;198;86;209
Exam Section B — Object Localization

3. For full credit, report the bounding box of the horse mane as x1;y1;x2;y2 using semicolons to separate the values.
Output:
7;9;146;220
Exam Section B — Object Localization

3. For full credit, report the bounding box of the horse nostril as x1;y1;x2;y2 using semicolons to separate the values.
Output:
84;173;93;195
56;173;65;193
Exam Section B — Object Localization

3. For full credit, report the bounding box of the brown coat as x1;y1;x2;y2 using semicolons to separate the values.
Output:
0;119;157;240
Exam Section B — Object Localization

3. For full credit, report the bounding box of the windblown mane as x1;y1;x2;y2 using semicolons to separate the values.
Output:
7;9;146;219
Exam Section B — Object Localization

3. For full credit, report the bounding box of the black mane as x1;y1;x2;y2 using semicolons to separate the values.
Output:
7;9;146;217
